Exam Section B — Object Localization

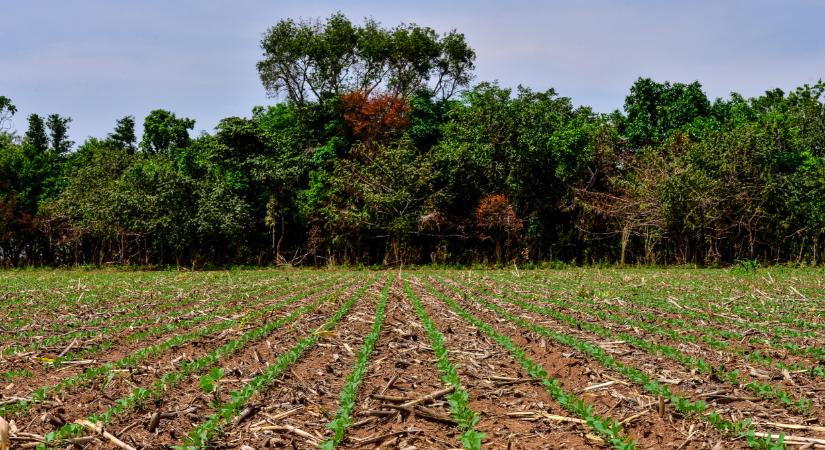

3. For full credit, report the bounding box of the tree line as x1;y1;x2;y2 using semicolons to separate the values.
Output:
1;14;824;267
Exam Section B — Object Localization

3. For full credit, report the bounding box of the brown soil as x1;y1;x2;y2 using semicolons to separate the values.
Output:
337;281;466;449
214;277;384;448
12;279;363;446
410;280;602;449
424;276;750;449
441;275;825;445
5;270;823;450
92;278;370;450
0;281;329;404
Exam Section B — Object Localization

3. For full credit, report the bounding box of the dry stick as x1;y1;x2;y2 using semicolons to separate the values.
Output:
657;395;665;418
265;406;303;422
75;419;136;450
248;407;303;430
247;424;318;444
490;376;534;386
349;417;377;428
619;410;649;425
506;411;586;424
146;411;161;433
378;373;399;396
116;421;140;437
399;386;455;408
373;385;457;425
789;286;807;300
751;432;825;445
753;422;825;433
232;405;257;426
581;380;621;392
675;427;697;450
372;394;407;402
358;410;396;418
355;429;423;447
415;405;458;424
488;375;520;382
0;397;34;406
666;297;684;310
57;338;77;357
382;404;457;425
10;432;45;441
0;416;8;450
60;359;96;365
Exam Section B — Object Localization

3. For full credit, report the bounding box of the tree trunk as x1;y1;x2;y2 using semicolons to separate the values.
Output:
276;218;285;264
620;223;630;265
391;237;400;265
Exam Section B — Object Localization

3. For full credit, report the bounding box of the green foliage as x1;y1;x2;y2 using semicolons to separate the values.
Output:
46;113;73;155
140;109;195;154
199;367;225;395
0;95;16;131
622;78;711;147
732;259;759;274
109;115;137;152
257;13;474;107
1;16;824;268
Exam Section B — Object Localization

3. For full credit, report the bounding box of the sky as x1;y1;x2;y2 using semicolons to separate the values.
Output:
3;0;825;145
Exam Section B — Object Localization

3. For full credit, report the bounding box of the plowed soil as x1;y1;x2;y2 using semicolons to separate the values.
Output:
2;268;823;450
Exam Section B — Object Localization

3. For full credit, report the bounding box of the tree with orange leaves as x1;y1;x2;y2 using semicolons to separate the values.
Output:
341;90;410;148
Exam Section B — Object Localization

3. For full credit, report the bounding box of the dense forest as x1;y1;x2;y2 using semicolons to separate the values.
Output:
1;14;824;267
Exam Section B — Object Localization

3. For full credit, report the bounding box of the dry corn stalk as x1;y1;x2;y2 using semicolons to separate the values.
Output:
0;416;9;450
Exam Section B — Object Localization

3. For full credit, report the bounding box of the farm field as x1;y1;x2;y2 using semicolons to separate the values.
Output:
0;268;824;449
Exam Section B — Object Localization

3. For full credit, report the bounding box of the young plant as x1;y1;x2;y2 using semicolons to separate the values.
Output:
404;279;486;450
321;273;393;449
199;367;225;407
178;278;377;449
420;277;636;450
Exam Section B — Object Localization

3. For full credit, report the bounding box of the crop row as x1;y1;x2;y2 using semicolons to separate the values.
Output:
1;274;353;418
180;276;378;448
429;275;787;449
1;271;332;364
471;274;819;412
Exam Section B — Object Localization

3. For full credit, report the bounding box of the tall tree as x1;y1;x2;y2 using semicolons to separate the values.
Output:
140;109;195;154
257;13;475;107
622;78;710;148
24;114;48;155
109;115;137;152
46;114;73;155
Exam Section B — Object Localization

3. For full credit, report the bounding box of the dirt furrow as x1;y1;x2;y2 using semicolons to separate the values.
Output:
9;280;362;446
428;276;749;450
0;280;331;403
411;280;602;449
336;282;463;449
88;278;370;449
213;277;385;448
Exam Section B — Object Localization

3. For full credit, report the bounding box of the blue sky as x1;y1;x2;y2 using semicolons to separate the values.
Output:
3;0;824;144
